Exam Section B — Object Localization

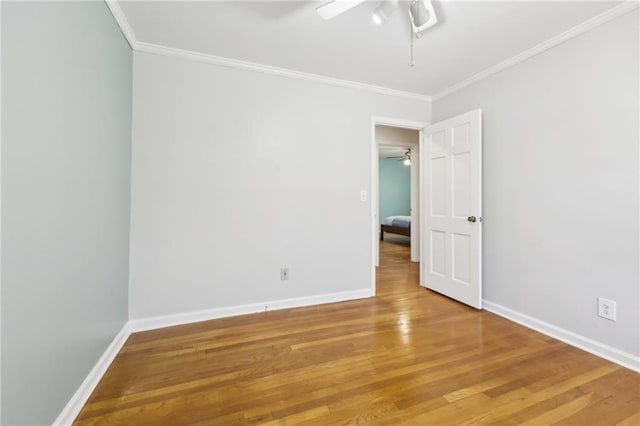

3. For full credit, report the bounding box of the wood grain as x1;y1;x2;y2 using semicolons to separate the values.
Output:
75;234;640;425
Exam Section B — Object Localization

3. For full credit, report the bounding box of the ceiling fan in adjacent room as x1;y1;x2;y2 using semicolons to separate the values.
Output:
386;149;412;166
316;0;438;35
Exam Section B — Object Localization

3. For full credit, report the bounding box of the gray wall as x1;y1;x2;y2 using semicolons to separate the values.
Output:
433;11;639;357
129;51;430;320
1;2;132;424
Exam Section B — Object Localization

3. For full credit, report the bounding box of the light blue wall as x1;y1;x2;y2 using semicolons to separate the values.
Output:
1;2;132;424
379;158;410;221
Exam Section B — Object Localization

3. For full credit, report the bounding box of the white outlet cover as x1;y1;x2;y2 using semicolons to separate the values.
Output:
598;297;616;321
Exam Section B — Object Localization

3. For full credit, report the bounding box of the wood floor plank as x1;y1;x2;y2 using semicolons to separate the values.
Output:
74;235;640;424
517;392;598;426
616;411;640;426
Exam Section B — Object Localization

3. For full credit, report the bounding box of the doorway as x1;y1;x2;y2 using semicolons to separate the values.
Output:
371;117;427;294
371;111;483;307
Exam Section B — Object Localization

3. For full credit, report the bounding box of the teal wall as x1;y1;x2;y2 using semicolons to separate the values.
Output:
379;158;410;221
2;2;132;424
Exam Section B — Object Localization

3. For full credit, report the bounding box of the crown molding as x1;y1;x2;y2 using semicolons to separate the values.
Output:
136;42;432;102
432;0;640;101
105;0;638;104
105;0;139;49
104;0;430;102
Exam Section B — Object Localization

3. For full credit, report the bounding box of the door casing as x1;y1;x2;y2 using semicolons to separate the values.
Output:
370;117;428;294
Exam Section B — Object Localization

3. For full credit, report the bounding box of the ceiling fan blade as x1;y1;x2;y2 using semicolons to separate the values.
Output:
316;0;368;20
409;0;438;34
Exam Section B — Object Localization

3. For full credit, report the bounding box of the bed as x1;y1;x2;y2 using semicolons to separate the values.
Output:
380;216;411;240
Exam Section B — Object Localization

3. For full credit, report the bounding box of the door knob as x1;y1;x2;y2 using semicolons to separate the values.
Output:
467;216;477;223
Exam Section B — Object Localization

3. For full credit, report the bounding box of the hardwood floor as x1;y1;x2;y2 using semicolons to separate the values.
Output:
75;237;640;425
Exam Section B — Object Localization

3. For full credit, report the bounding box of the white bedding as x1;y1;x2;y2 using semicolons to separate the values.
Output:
383;216;411;226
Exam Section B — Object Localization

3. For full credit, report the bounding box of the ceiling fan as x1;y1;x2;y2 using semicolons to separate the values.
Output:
386;149;412;166
316;0;438;35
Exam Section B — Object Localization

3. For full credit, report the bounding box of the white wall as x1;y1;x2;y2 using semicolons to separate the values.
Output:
1;2;132;424
434;10;639;359
130;51;431;319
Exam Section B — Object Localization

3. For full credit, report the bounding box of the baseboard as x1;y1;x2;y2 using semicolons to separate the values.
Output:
483;300;640;372
51;288;372;424
52;293;636;424
128;288;374;332
52;322;131;425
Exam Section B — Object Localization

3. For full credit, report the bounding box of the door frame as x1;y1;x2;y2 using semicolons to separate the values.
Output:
370;116;428;294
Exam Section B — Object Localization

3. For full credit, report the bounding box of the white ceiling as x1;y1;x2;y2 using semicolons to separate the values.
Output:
119;0;623;97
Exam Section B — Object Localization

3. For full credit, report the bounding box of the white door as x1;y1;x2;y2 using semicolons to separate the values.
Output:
421;110;482;308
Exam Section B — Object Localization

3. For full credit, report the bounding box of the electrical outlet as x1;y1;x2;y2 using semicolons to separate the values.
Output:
598;297;616;321
280;268;289;281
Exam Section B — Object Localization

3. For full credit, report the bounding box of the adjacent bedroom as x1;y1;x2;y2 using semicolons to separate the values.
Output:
378;141;413;262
